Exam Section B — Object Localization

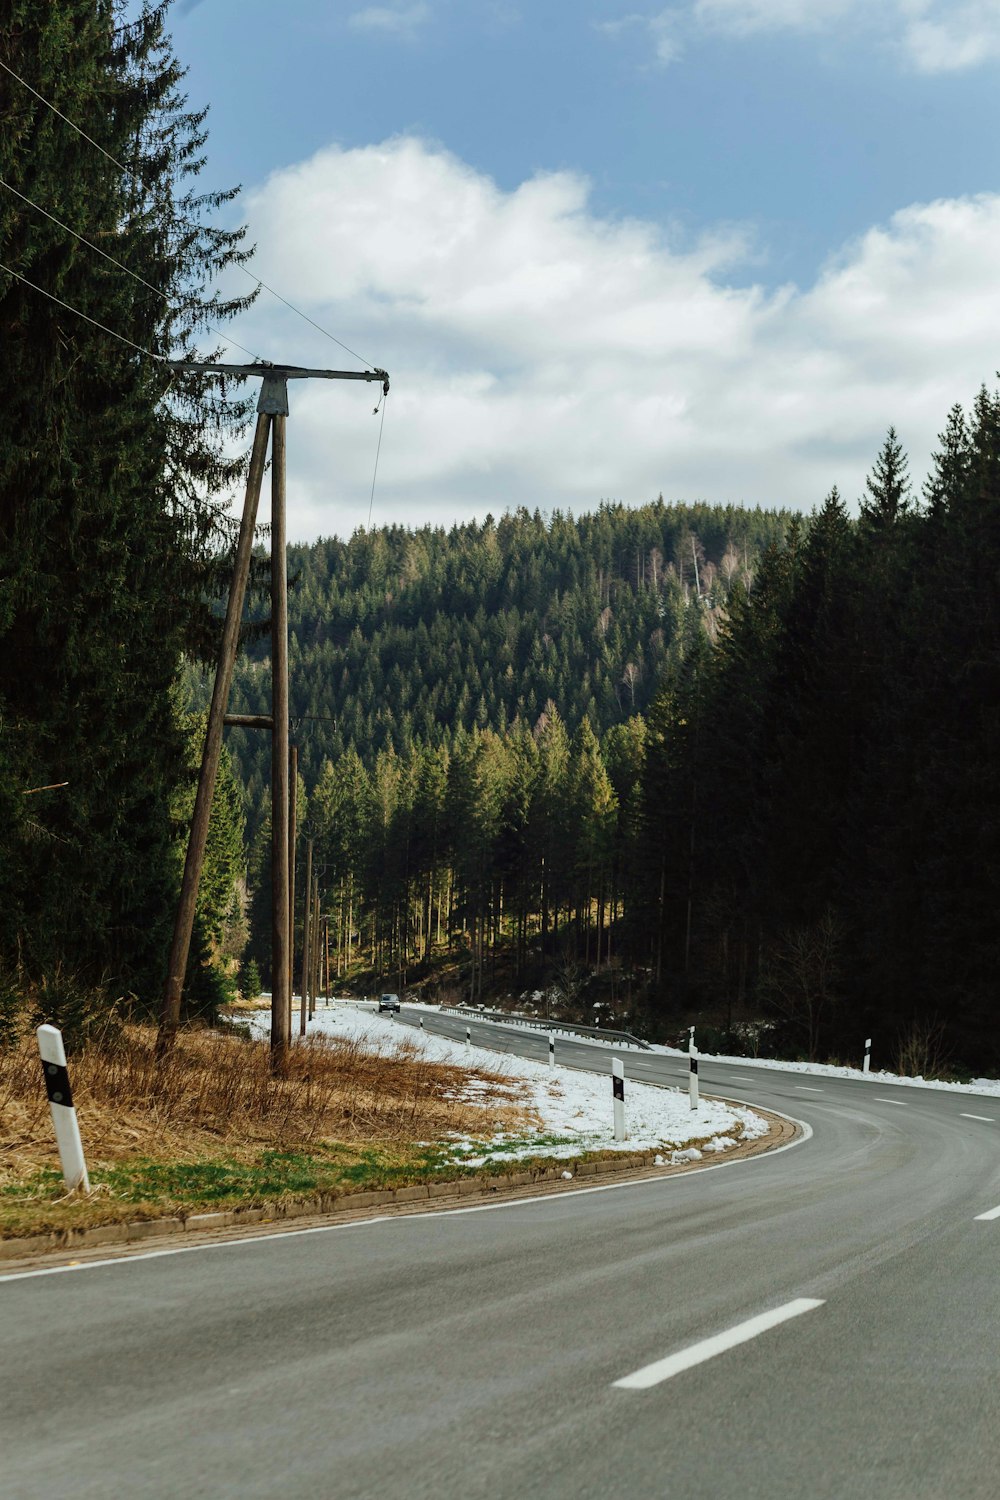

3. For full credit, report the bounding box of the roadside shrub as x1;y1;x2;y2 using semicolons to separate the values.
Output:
894;1016;950;1080
183;915;236;1024
240;957;262;1003
29;965;125;1052
0;968;28;1050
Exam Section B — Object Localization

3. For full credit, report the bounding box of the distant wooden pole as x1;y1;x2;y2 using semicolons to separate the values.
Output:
308;880;315;1020
270;412;290;1073
158;412;272;1054
307;879;314;1020
299;838;312;1036
311;878;321;1018
287;743;298;1048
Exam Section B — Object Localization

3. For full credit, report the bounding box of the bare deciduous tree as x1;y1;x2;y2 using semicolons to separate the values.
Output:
757;908;843;1061
894;1016;950;1080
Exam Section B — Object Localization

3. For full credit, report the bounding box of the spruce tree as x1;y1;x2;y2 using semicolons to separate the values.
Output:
861;426;912;531
0;0;254;1000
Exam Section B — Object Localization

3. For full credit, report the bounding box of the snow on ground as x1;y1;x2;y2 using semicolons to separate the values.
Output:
649;1044;1000;1098
416;1003;1000;1098
233;1002;769;1165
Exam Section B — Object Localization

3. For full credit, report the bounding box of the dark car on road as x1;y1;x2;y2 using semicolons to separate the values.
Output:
378;993;401;1013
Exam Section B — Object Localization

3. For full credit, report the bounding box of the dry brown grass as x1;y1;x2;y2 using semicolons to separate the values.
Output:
0;1024;536;1185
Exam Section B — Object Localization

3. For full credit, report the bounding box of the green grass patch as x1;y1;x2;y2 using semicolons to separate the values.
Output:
0;1129;671;1241
0;1137;547;1238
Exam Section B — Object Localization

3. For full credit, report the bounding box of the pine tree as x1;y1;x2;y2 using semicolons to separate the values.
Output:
861;426;912;531
0;1;254;999
907;386;1000;1063
761;488;854;934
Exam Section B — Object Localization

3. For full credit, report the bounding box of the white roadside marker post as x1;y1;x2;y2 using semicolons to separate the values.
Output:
548;1031;555;1068
613;1056;626;1141
863;1037;872;1074
420;1015;424;1031
37;1024;90;1194
689;1043;699;1112
466;1025;471;1048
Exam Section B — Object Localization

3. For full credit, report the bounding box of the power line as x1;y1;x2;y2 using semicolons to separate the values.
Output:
247;273;377;369
0;175;265;363
0;55;381;371
0;256;165;361
0;56;117;173
367;385;389;532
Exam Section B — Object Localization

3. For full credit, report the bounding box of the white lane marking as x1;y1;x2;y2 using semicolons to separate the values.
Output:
974;1205;1000;1221
730;1076;755;1083
874;1098;909;1106
960;1113;995;1123
613;1298;826;1390
0;1114;813;1284
794;1086;824;1093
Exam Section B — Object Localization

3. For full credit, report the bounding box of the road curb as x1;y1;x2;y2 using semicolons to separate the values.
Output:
0;1104;798;1263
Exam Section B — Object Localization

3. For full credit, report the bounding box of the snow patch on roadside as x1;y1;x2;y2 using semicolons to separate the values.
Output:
232;1004;769;1163
651;1044;1000;1098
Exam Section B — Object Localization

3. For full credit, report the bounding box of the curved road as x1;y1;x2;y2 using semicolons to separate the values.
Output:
2;1008;999;1499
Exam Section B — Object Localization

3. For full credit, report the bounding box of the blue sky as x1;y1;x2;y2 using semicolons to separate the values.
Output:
164;1;1000;539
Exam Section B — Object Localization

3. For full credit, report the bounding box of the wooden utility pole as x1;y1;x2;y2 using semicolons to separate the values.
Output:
270;409;290;1071
287;743;298;1048
156;363;388;1059
299;837;313;1037
312;878;321;1018
157;412;271;1055
308;879;315;1021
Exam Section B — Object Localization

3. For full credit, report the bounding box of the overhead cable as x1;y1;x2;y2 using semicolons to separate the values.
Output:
0;256;165;361
0;175;265;363
366;384;389;531
0;56;381;371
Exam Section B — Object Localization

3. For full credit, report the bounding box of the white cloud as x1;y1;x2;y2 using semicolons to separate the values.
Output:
605;0;1000;72
693;0;857;35
901;1;1000;71
598;7;686;64
649;8;685;61
229;138;1000;540
593;12;647;37
348;3;430;36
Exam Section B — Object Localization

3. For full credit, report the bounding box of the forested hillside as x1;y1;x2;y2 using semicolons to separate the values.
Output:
4;9;997;1078
635;406;1000;1071
210;500;791;837
234;400;1000;1075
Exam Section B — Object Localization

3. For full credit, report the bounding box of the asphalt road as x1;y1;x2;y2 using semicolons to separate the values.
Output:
3;1009;999;1499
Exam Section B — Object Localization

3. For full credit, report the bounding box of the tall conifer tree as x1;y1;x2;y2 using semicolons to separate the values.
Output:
0;0;254;998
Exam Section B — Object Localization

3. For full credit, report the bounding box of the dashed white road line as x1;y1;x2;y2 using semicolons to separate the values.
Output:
960;1113;995;1123
974;1204;1000;1222
794;1086;824;1093
874;1098;909;1106
613;1298;826;1390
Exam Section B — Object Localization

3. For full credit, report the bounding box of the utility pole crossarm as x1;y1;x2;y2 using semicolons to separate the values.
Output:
168;362;389;383
168;362;389;417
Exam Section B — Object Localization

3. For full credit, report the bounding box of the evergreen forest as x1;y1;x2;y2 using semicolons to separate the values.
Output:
2;2;999;1077
221;416;1000;1075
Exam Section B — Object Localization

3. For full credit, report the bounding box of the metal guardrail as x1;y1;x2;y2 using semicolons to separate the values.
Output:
439;1004;652;1051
